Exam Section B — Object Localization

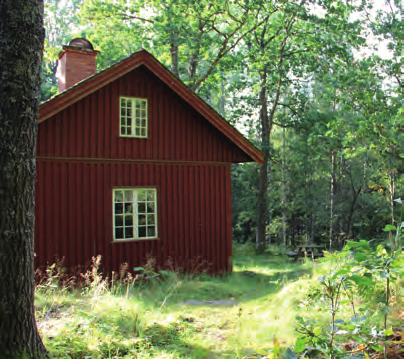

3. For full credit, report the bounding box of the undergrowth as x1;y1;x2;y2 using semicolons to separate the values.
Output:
35;239;403;358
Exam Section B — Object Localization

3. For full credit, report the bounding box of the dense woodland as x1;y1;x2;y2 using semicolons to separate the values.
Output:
42;0;403;251
1;0;402;357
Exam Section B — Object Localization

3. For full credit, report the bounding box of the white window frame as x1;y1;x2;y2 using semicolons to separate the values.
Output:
113;188;158;241
119;97;148;138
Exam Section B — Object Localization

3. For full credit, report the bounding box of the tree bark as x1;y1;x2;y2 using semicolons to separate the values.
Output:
281;125;287;246
268;156;273;245
170;42;179;77
0;0;47;357
345;186;362;240
256;70;269;252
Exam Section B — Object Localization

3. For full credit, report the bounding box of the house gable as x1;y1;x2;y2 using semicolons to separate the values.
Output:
39;50;263;164
38;65;255;163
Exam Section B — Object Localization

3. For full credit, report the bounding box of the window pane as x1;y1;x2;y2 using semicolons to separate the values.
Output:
124;191;133;201
141;110;146;117
127;127;132;135
115;215;123;226
147;202;154;213
115;191;123;202
147;214;155;225
115;203;123;214
138;190;146;201
125;227;133;238
141;101;146;109
124;203;133;214
138;203;146;213
121;98;126;106
127;118;131;127
141;119;146;127
141;128;146;137
147;226;155;237
135;128;140;136
146;191;155;201
121;126;126;135
127;101;132;108
135;100;141;109
124;215;133;226
138;214;146;225
115;227;123;239
121;108;125;116
136;110;140;117
139;227;146;238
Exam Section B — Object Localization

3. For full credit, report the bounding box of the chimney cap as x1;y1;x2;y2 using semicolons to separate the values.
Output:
68;38;94;50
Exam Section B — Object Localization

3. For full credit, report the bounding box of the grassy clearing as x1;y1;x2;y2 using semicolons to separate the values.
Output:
35;253;403;358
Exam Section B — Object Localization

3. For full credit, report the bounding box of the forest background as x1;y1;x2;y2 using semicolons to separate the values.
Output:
41;0;403;252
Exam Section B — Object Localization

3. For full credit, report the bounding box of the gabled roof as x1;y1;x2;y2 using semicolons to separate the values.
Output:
40;49;263;164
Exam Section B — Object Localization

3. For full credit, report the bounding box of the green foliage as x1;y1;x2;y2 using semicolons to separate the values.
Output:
293;229;403;359
41;0;403;249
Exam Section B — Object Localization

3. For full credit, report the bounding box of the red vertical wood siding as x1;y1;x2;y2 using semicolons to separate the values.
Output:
34;65;248;274
37;66;251;163
35;161;232;274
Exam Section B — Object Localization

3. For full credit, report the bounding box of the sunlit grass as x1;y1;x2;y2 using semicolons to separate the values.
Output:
35;251;403;358
35;253;318;358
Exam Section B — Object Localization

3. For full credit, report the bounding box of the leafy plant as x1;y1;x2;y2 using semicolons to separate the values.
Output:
293;225;403;359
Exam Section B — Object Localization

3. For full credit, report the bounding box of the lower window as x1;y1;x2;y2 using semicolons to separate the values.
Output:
113;188;157;240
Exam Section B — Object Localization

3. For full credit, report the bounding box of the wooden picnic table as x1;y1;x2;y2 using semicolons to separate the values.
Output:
287;245;324;261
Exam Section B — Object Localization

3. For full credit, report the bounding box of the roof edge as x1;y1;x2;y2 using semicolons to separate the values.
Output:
39;49;263;164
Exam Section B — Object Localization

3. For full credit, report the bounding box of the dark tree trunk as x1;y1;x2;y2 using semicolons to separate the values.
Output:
281;125;287;246
256;70;269;252
0;0;47;357
345;186;362;240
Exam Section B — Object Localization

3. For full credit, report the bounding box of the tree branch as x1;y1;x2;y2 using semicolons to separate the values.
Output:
190;14;271;91
117;11;154;24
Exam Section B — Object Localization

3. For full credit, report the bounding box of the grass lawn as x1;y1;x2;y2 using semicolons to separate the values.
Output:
35;254;403;358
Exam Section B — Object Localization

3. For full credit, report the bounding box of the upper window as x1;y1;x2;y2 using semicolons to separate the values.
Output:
113;188;157;241
120;97;148;137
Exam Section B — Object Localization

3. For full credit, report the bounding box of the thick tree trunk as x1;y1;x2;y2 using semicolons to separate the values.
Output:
0;0;47;357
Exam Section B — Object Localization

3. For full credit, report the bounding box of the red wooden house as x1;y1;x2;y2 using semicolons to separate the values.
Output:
35;39;263;274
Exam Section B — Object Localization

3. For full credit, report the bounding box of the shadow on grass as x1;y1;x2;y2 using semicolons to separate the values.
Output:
38;255;316;358
143;321;218;358
135;255;314;310
41;307;219;358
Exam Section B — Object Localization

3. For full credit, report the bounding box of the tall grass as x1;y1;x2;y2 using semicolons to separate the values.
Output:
35;248;403;358
35;252;320;358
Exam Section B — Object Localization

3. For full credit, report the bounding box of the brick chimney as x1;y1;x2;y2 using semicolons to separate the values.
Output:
57;38;99;92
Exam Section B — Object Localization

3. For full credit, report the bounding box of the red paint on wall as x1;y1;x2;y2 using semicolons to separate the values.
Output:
35;161;231;274
35;62;260;275
37;66;251;163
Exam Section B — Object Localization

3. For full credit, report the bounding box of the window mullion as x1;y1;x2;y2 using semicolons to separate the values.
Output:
131;98;135;135
133;189;138;239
